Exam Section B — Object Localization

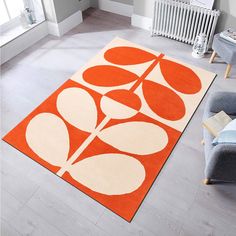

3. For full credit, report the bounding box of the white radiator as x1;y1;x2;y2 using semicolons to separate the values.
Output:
151;0;220;48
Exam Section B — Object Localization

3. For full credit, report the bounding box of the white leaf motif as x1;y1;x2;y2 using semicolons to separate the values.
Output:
57;87;97;132
98;121;168;155
69;153;145;195
26;113;69;167
100;96;138;119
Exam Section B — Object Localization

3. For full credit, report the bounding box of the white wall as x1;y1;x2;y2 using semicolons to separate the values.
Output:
112;0;133;5
52;0;90;23
42;0;90;23
214;0;236;32
96;0;134;17
133;0;154;18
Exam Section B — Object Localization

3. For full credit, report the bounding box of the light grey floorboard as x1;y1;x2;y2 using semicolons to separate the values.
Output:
180;188;236;236
26;188;108;236
1;219;23;236
9;206;67;236
1;158;39;204
36;180;106;224
133;203;182;236
1;8;236;236
1;189;23;222
96;210;156;236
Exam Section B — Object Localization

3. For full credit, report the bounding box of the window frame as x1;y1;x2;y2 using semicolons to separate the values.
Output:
2;0;11;19
0;0;25;32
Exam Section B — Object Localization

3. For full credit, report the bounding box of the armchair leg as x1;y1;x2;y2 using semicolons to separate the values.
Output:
203;178;211;185
224;64;232;79
209;51;217;63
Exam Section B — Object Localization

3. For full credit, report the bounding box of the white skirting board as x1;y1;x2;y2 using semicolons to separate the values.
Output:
0;21;48;65
47;10;83;37
131;14;152;31
97;0;133;17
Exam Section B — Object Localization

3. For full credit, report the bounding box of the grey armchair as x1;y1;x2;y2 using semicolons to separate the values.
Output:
203;92;236;184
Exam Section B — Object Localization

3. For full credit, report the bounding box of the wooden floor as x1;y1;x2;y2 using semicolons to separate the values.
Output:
1;8;236;236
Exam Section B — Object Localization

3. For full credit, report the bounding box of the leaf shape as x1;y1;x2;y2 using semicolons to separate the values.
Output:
69;153;145;195
160;59;202;94
101;96;138;120
98;121;168;155
26;113;69;167
83;65;139;87
142;80;186;121
101;89;141;119
104;46;156;65
57;87;97;132
105;89;141;110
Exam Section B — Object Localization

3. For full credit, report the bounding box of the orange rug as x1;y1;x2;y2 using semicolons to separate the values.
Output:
3;38;216;221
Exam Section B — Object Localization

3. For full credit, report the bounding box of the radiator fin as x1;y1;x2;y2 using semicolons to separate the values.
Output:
151;0;220;49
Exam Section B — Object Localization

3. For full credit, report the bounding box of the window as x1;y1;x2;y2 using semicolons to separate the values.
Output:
0;0;45;47
0;0;24;25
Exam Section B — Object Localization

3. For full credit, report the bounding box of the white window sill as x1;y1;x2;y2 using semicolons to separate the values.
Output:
0;18;45;47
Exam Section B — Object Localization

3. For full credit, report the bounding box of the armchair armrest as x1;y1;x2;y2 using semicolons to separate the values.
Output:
205;143;236;181
206;92;236;115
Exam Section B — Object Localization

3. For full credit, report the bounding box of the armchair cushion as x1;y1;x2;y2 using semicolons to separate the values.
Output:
203;92;236;182
212;119;236;145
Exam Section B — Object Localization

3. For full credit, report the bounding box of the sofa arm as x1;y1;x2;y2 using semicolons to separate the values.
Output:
206;92;236;115
205;143;236;181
